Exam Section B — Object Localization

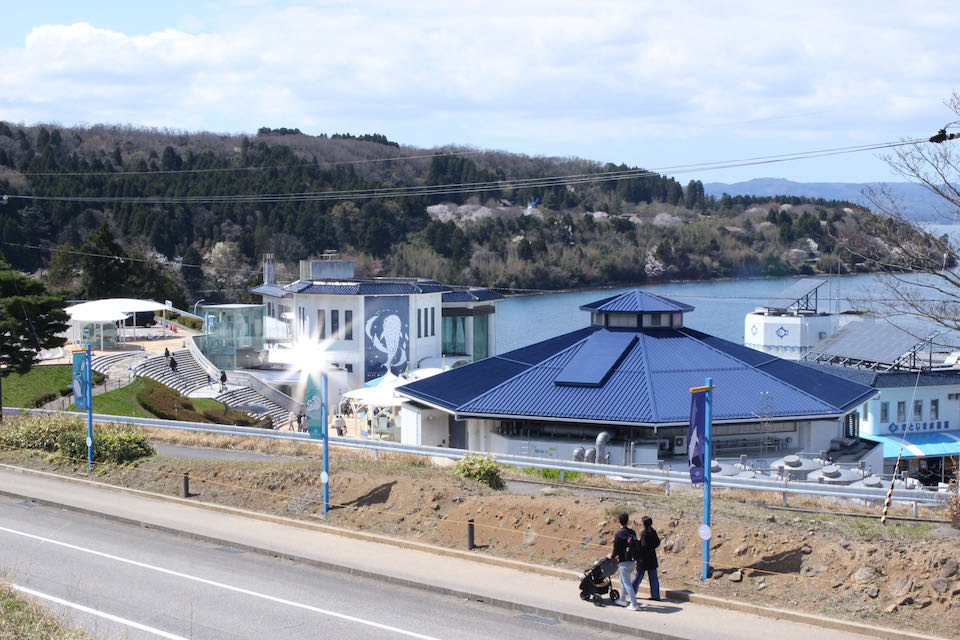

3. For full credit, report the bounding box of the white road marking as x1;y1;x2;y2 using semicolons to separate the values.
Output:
12;583;189;640
1;525;443;640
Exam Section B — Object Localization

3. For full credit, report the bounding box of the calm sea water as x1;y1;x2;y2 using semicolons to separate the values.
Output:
496;224;960;352
495;272;888;352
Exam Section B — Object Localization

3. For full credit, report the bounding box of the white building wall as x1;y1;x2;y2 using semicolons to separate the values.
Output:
409;294;444;371
399;405;447;446
861;383;960;438
744;312;840;360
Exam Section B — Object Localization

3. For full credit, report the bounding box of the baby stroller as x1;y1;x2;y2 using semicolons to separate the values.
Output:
578;556;620;605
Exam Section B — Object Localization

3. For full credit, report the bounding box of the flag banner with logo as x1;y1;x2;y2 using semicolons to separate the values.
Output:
72;351;91;412
304;374;325;439
688;389;706;483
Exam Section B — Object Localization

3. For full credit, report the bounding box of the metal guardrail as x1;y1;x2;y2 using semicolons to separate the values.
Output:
2;407;950;508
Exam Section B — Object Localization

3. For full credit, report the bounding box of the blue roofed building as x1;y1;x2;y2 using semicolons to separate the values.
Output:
396;289;877;465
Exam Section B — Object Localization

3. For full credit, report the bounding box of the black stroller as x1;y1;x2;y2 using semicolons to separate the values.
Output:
578;556;620;605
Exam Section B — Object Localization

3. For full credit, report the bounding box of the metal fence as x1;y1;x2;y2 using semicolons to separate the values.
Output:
2;406;951;511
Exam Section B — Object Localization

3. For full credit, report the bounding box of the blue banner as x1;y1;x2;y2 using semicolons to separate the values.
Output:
688;389;706;483
72;352;91;411
304;374;325;439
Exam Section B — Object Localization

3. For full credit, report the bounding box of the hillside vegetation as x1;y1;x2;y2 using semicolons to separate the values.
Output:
0;122;933;303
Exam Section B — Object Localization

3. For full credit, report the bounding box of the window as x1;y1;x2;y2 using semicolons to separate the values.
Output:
442;316;467;354
649;313;662;327
913;400;923;421
844;412;859;439
930;399;939;420
331;310;339;338
896;401;906;422
298;307;307;336
880;402;889;423
473;314;489;360
431;307;436;336
344;310;353;340
316;309;325;340
417;308;422;338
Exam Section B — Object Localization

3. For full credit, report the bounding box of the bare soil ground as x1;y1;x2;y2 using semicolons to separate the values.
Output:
3;434;959;638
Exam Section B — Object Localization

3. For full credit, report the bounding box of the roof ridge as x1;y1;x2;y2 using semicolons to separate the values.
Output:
456;335;593;412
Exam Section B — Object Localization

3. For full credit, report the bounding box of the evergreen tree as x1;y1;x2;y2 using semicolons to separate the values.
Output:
0;258;69;377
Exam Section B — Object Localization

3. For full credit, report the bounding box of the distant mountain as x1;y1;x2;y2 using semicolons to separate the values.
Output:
703;178;949;222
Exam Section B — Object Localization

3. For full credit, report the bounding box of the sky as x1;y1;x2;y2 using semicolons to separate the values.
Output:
2;1;958;184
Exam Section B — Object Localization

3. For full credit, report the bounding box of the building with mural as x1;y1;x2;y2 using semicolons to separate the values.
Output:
248;255;501;398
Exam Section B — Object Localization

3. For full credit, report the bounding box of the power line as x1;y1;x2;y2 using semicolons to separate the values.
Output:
4;138;926;206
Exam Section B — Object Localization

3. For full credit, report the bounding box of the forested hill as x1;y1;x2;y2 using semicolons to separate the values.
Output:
0;122;911;306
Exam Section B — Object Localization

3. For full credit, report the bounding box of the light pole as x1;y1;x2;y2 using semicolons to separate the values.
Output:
193;299;205;317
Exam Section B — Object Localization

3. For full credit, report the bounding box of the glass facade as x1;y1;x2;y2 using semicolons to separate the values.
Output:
196;305;265;370
473;314;489;360
442;316;467;355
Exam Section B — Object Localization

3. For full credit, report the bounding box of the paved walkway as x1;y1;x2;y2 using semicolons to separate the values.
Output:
0;465;938;640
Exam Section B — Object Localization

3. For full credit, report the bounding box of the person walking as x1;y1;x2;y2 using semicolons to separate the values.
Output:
168;355;178;374
607;513;640;610
219;370;228;392
632;515;661;601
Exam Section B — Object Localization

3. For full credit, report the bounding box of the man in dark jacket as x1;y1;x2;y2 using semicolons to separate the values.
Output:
632;515;661;600
607;513;640;610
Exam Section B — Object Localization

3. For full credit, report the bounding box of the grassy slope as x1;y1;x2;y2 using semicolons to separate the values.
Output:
0;580;90;640
1;364;72;408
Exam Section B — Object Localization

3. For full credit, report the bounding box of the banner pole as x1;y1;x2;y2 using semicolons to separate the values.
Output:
322;373;329;514
702;377;713;580
86;344;93;470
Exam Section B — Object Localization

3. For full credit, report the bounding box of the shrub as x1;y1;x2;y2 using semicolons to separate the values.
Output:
57;426;154;465
136;381;202;421
0;413;84;452
453;454;505;489
522;467;580;482
29;392;59;407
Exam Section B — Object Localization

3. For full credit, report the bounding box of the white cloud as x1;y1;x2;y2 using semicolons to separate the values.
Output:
0;1;958;181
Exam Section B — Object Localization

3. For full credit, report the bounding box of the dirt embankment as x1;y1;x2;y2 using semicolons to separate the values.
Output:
3;440;959;638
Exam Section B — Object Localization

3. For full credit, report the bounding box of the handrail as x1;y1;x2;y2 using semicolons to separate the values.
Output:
2;407;948;507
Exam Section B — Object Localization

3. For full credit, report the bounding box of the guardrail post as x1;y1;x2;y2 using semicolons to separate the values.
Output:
467;518;475;550
183;469;191;498
913;501;919;518
781;469;788;506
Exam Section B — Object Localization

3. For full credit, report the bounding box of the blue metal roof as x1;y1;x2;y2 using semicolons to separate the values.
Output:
580;289;694;314
442;288;504;303
286;280;449;295
398;293;875;425
250;283;291;298
555;331;637;387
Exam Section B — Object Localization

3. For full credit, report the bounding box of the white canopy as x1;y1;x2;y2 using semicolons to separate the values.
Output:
341;385;403;408
66;298;167;323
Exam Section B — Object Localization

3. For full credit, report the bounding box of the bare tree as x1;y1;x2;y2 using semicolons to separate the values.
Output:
850;92;960;343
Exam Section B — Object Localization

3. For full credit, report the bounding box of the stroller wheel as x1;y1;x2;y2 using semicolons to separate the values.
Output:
579;590;591;601
609;589;620;603
592;594;603;606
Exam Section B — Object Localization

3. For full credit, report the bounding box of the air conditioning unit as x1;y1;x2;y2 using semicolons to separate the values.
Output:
674;435;686;449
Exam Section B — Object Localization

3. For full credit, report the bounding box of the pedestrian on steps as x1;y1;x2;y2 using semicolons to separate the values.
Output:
219;370;228;392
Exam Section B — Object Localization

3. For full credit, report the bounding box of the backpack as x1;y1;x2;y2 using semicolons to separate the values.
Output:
623;534;641;562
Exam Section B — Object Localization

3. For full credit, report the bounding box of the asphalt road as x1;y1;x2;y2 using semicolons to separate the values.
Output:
0;494;630;640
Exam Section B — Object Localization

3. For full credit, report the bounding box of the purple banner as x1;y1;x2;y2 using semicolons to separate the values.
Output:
688;389;706;484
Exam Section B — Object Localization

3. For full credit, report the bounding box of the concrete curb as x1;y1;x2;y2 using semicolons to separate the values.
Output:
0;464;949;640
